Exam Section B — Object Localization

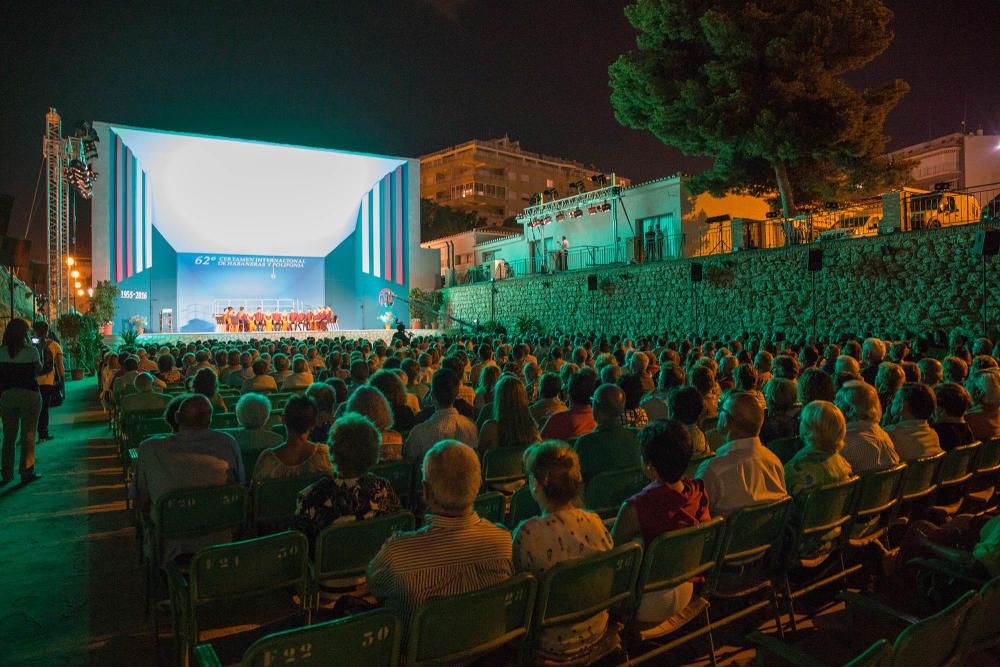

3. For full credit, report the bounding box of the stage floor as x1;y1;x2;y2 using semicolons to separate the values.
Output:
134;329;439;345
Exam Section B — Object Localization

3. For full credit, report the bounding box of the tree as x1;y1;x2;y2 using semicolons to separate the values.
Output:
420;198;486;241
609;0;911;216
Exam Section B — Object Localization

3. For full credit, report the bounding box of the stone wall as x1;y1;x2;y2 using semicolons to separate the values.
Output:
442;225;999;339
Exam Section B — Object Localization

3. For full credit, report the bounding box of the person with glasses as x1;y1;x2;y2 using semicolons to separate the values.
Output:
694;392;787;517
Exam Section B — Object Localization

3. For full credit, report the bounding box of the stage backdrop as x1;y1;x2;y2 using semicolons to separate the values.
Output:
89;123;437;333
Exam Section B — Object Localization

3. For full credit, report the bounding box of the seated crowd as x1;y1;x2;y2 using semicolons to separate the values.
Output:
110;328;1000;664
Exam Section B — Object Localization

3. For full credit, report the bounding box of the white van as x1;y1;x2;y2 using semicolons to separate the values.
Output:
817;214;880;241
906;191;981;229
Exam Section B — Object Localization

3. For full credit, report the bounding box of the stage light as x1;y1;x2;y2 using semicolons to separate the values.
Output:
71;270;80;279
543;188;559;200
555;212;566;222
591;174;609;187
77;289;84;296
570;208;583;219
542;216;553;225
528;193;542;206
74;281;81;289
599;202;612;212
66;257;75;266
587;205;598;215
569;180;585;194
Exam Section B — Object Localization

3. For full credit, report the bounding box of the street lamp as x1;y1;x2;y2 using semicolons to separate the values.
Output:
66;257;74;266
71;269;80;279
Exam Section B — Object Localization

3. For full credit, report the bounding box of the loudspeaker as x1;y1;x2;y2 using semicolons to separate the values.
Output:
974;229;1000;257
29;259;47;286
0;237;31;269
690;263;703;283
806;248;823;272
0;195;11;238
587;274;598;291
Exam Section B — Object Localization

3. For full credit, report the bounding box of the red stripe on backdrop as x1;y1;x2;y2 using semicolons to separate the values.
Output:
125;149;133;278
383;174;392;282
395;166;404;285
115;135;123;282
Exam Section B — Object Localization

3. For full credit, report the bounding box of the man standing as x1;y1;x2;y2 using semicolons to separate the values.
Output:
33;321;63;442
560;235;570;271
236;307;249;332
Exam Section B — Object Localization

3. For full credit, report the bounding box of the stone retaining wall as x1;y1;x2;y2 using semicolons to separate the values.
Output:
442;225;999;339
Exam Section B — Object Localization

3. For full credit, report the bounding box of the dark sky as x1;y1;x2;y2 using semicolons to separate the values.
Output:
2;0;998;260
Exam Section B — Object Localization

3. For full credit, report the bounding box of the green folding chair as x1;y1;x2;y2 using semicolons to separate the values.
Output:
195;608;401;667
708;497;794;641
625;517;727;666
143;484;248;615
963;438;1000;514
927;441;981;521
583;467;646;520
264;410;284;430
526;542;642;665
251;474;327;535
473;491;506;524
506;485;541;529
314;511;415;606
370;461;416;509
270;423;286;439
167;530;311;665
840;589;979;667
766;436;803;464
844;463;906;553
779;477;859;632
747;633;892;667
211;412;240;429
481;446;526;490
890;452;945;541
407;572;537;667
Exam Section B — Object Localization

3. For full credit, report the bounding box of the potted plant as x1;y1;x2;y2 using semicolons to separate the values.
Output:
89;280;119;335
56;311;90;381
129;314;147;335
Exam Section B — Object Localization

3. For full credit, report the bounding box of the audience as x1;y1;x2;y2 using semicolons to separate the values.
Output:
966;369;1000;442
121;372;171;414
252;395;332;482
541;371;598;440
695;392;786;516
931;383;976;451
666;385;710;458
834;381;900;473
513;442;613;659
368;441;513;630
242;359;278;394
784;400;853;496
478;375;541;452
230;393;283;464
761;378;799;444
405;369;478;463
883;383;943;461
369;370;417;433
347;386;403;462
280;357;314;391
618;373;650;428
530;372;567;427
192;367;227;413
574;384;642;482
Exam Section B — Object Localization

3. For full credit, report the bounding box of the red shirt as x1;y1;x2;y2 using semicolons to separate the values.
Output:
540;404;597;441
627;478;711;545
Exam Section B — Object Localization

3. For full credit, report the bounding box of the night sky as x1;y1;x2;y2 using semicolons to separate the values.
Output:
2;0;998;261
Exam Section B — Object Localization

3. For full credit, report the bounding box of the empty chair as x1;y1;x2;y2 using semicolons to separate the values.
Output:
747;633;892;667
583;467;646;520
251;474;327;535
481;446;527;491
472;491;505;524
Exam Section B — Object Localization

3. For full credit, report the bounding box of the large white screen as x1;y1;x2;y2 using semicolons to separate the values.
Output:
110;126;405;257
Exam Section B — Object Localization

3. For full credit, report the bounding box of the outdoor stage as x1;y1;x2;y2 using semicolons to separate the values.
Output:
134;329;440;345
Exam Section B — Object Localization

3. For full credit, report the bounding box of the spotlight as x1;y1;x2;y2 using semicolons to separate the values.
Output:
74;281;81;289
824;202;840;210
543;188;559;200
542;216;553;225
570;208;583;219
599;202;612;212
528;193;542;206
933;181;951;191
765;210;781;219
555;212;566;222
591;174;609;187
569;180;585;194
587;205;599;215
77;289;84;296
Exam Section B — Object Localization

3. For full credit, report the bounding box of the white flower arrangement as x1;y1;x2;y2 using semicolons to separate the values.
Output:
378;310;394;325
129;314;147;328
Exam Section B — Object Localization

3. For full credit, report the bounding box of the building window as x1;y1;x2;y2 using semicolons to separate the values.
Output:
435;172;445;183
546;179;555;188
451;182;507;200
508;171;517;181
435;191;449;201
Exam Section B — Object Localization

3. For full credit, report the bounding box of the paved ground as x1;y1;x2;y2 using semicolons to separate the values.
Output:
0;376;156;666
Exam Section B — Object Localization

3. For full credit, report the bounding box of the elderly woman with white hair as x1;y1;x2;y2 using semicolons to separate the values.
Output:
834;381;900;474
281;356;314;392
231;393;283;466
860;337;886;385
784;401;854;496
966;369;1000;442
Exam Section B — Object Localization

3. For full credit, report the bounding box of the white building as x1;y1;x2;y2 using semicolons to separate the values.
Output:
420;227;521;285
888;129;1000;191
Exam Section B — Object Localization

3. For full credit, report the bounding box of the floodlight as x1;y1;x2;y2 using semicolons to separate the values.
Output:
570;208;583;219
587;205;598;215
599;202;612;212
569;180;585;194
591;174;609;187
555;212;566;222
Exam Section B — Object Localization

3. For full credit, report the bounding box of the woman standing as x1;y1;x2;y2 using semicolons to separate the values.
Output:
0;319;43;484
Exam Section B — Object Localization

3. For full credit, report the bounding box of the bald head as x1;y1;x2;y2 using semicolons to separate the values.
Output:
593;383;625;425
720;391;764;440
177;394;213;430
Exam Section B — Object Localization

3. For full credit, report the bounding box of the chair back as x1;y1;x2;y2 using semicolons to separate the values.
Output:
252;474;327;534
236;608;401;667
473;492;506;524
124;408;168;442
264;411;284;430
959;575;1000;652
315;511;415;581
370;461;416;507
506;485;541;529
796;477;859;541
154;484;247;540
583;467;646;519
271;424;287;438
716;497;793;572
972;438;1000;475
845;640;893;667
635;517;726;596
407;572;537;666
533;543;642;634
269;393;293;409
936;442;981;489
685;453;715;480
188;530;310;606
898;452;945;502
892;590;979;666
767;436;803;464
848;463;907;540
481;446;526;487
211;412;240;429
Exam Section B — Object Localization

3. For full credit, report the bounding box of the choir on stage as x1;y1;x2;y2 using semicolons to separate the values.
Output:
219;305;338;332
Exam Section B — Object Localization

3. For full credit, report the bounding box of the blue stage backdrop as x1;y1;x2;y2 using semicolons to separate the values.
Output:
176;253;325;332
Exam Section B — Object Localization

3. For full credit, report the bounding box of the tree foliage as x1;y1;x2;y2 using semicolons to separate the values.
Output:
609;0;911;215
420;198;486;242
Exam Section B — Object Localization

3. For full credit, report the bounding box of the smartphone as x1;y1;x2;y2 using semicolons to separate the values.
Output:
31;337;40;345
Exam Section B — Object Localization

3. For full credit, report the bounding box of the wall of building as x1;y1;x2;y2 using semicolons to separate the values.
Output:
443;224;998;340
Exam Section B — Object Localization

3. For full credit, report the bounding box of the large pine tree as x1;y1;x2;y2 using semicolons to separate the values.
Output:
609;0;910;215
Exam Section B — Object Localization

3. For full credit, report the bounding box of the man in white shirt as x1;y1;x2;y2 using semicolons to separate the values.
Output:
121;373;171;415
835;381;900;473
884;383;943;461
405;369;478;464
695;391;787;517
136;348;158;373
130;395;244;561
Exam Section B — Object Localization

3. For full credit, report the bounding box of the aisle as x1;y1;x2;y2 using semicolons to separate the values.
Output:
0;376;156;666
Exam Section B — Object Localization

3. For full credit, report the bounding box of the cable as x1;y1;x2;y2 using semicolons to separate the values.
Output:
617;196;637;237
23;157;45;239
